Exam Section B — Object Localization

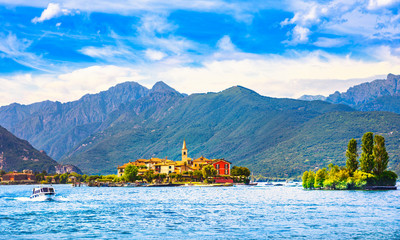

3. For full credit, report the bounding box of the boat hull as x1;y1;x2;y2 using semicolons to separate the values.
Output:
30;193;55;201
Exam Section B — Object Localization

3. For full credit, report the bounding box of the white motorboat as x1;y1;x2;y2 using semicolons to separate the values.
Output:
30;186;56;200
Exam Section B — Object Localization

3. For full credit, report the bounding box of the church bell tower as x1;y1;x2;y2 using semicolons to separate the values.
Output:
182;139;188;162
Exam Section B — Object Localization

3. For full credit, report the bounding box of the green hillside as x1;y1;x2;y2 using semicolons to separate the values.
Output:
249;111;400;177
0;125;59;173
61;86;354;175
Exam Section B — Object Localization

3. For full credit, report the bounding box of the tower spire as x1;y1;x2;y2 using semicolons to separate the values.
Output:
182;139;187;150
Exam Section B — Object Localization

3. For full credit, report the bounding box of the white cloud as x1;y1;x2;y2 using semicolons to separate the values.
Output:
32;3;71;23
4;47;400;106
0;0;270;23
217;35;236;52
282;0;400;44
145;49;166;61
159;48;400;98
367;0;400;10
0;65;145;106
0;33;51;72
313;37;347;48
135;14;200;55
79;45;132;58
292;26;310;43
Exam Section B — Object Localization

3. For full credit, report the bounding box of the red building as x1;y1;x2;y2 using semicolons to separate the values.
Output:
212;159;231;175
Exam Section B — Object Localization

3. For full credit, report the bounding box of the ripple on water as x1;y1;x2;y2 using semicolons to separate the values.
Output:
0;185;399;239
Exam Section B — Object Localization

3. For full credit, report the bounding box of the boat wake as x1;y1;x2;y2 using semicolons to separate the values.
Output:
14;196;69;202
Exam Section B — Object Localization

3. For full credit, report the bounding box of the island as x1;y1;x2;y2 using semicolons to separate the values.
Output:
113;140;252;187
302;132;398;190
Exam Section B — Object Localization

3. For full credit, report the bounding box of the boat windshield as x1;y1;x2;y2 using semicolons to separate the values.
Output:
41;188;49;192
49;188;54;193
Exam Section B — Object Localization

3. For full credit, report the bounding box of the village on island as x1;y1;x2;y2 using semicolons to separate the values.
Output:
115;140;250;187
0;140;252;187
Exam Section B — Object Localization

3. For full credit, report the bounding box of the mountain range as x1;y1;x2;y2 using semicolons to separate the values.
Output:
0;125;81;173
1;74;400;177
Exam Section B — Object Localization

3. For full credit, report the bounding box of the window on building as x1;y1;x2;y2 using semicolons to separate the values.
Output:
216;165;219;169
225;164;228;168
225;170;228;174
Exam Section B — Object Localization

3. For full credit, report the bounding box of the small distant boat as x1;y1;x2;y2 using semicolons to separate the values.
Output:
248;172;258;186
30;186;56;200
285;181;300;187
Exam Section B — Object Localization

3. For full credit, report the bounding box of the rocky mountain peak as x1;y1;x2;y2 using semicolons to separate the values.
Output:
326;73;400;106
151;81;180;94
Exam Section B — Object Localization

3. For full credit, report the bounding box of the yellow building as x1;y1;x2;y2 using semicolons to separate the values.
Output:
117;140;227;176
155;159;176;174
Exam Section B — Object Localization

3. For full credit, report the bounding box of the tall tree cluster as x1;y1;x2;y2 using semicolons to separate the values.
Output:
345;138;358;175
359;132;375;173
354;132;389;175
302;132;397;190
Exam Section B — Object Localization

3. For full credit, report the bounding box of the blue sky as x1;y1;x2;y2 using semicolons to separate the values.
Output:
1;0;400;105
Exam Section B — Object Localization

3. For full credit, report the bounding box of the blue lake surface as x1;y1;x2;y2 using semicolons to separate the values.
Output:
0;184;400;239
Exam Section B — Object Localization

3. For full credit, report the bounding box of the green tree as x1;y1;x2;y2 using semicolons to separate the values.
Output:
360;132;375;173
373;135;389;175
314;168;327;189
302;171;309;189
345;138;358;175
53;174;60;183
307;171;315;189
0;169;6;176
59;173;68;184
159;173;167;183
169;173;177;183
193;170;203;182
123;165;139;182
231;166;251;177
176;174;183;182
202;165;217;179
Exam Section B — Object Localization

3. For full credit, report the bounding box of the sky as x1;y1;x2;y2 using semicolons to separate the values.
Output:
1;0;400;106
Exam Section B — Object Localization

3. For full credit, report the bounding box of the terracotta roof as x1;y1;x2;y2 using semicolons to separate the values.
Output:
212;159;231;164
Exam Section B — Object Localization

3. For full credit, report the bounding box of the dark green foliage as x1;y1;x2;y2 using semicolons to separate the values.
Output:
53;174;60;183
202;165;217;179
123;165;138;182
373;135;389;175
59;173;68;184
377;171;398;186
302;171;309;188
193;170;203;181
35;172;46;182
346;139;358;174
143;170;155;183
360;132;375;173
231;166;251;177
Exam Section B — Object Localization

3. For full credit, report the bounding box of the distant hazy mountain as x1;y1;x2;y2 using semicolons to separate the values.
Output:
298;95;327;101
2;79;400;177
326;74;400;113
0;125;59;173
0;82;149;160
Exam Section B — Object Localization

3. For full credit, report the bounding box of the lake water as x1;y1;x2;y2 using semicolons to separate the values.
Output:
0;184;399;239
